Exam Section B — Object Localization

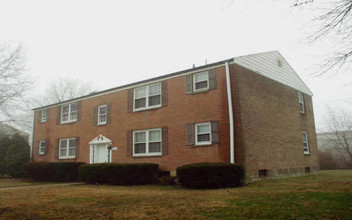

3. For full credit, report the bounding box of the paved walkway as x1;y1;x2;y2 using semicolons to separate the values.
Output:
0;182;85;191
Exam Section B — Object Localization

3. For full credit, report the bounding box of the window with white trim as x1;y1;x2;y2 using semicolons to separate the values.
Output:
61;103;78;123
59;138;76;159
39;141;46;155
133;128;162;156
298;92;305;114
195;122;212;145
41;109;48;123
193;71;209;92
98;104;107;125
134;83;161;111
302;131;310;155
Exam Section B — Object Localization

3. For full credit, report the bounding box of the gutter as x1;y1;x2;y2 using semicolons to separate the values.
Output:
30;111;35;162
225;62;235;164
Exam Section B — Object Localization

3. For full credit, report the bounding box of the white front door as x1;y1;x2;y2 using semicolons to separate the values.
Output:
90;144;111;163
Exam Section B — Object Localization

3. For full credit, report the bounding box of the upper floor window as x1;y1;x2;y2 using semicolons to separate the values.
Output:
59;138;76;159
193;71;209;92
61;103;78;123
98;104;107;125
195;122;212;145
298;92;305;114
302;131;310;155
133;128;162;156
39;141;46;155
41;109;48;123
134;83;161;111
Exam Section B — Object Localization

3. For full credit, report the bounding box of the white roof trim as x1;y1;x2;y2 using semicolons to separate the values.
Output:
233;51;313;96
89;134;112;145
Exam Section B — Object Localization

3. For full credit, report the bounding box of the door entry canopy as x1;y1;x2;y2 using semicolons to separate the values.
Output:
89;134;112;145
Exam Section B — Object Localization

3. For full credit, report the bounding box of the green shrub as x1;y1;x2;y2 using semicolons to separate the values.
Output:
79;163;159;185
177;163;245;189
24;162;84;182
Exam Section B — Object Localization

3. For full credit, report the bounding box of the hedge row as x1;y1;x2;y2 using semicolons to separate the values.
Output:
177;163;245;189
79;163;159;185
24;162;84;182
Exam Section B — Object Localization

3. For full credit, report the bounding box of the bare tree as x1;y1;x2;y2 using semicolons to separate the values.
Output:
324;108;352;161
41;78;94;105
293;0;352;75
0;43;32;127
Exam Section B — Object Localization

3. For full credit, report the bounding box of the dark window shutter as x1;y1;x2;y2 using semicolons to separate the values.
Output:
35;141;39;155
77;101;82;121
161;81;168;107
162;127;168;155
186;123;195;146
55;139;59;159
127;130;133;156
93;106;98;125
37;111;42;123
75;137;80;159
127;89;134;112
107;103;112;123
211;121;220;144
46;109;50;122
185;74;193;94
208;69;217;90
44;140;49;155
56;106;61;124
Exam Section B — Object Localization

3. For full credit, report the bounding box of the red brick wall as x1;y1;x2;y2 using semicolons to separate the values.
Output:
32;66;231;171
230;64;320;180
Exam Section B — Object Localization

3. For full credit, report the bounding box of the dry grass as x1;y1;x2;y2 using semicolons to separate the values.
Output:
0;170;351;219
0;178;47;188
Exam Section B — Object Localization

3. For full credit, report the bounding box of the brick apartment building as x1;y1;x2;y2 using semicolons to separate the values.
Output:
31;51;319;180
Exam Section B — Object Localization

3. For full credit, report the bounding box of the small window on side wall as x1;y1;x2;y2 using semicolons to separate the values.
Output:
39;141;46;155
98;104;107;125
186;121;219;146
298;92;305;114
302;131;310;155
41;109;48;123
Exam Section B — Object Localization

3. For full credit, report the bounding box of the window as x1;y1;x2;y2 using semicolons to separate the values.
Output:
39;141;46;155
134;83;161;111
59;138;76;159
133;128;162;156
193;71;209;92
305;167;310;173
61;103;78;123
259;169;268;177
195;122;211;145
302;131;310;155
41;109;48;123
98;104;107;125
298;92;305;114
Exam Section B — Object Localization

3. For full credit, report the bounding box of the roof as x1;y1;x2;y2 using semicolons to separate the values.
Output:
33;50;312;111
0;123;29;137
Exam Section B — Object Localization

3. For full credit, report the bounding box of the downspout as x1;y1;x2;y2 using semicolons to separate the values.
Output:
30;111;35;162
225;62;235;164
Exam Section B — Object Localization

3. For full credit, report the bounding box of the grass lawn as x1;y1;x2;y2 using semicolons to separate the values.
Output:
0;177;49;188
0;170;351;219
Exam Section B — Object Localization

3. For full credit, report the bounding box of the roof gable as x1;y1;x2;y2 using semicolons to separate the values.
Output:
233;51;313;96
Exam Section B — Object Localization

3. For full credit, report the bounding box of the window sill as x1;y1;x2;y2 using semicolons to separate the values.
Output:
193;88;209;94
133;105;162;112
304;152;310;156
60;120;78;125
59;157;76;160
132;154;162;158
195;142;212;146
97;122;107;126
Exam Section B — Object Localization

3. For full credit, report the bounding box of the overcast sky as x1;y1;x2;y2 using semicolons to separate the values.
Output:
1;0;351;131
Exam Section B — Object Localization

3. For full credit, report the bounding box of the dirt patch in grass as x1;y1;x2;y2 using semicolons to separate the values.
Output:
0;170;351;219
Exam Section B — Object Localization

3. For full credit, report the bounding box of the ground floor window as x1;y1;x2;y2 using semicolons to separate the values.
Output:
133;128;162;156
59;138;76;159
